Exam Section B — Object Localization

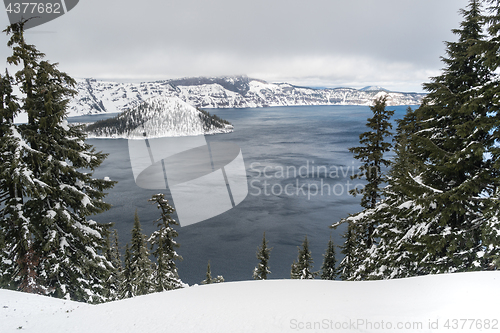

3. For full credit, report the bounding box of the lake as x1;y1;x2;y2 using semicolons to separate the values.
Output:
79;104;414;285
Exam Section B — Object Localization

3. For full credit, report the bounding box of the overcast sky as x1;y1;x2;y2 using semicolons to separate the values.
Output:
0;0;471;92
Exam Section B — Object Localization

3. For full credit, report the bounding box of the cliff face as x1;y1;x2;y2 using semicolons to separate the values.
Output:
68;76;425;117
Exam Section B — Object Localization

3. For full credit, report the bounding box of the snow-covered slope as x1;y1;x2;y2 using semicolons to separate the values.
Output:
2;271;499;333
360;86;389;92
68;76;425;117
85;96;233;138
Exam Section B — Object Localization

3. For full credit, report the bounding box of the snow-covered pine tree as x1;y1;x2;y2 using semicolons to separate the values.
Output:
214;276;224;283
349;96;394;212
120;244;133;299
320;236;337;280
482;0;500;70
354;107;428;279
336;223;356;280
148;193;184;291
0;52;46;293
332;96;394;280
253;232;272;280
398;0;499;273
201;261;224;284
202;261;213;285
348;96;394;248
128;210;155;296
290;259;300;279
0;20;116;302
354;0;500;279
103;229;123;301
290;236;318;279
0;69;25;290
477;0;500;269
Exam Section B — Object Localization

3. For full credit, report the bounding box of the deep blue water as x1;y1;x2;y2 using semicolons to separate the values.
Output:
81;105;415;285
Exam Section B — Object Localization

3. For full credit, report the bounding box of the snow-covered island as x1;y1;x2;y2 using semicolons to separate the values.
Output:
84;96;233;139
2;271;499;333
68;76;426;117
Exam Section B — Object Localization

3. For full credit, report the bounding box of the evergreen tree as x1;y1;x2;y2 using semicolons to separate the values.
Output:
120;244;133;299
348;96;394;248
336;223;357;280
201;261;224;284
341;0;500;279
349;108;427;279
320;236;337;280
332;96;394;280
290;260;300;279
290;236;318;279
128;210;155;296
400;0;499;273
481;0;500;70
0;69;27;290
103;229;123;301
479;0;500;269
148;193;184;291
0;20;116;302
253;232;272;280
349;96;394;208
202;261;213;285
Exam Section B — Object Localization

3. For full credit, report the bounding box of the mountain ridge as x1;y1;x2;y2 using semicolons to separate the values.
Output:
360;86;390;92
68;76;426;117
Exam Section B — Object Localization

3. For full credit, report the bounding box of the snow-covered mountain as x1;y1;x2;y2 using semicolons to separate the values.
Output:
68;76;425;117
85;96;233;139
360;86;390;92
2;271;499;333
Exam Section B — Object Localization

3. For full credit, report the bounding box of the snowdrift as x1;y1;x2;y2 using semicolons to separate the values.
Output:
2;271;499;333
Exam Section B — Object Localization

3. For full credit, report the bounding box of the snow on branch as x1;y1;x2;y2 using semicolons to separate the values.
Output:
408;172;443;193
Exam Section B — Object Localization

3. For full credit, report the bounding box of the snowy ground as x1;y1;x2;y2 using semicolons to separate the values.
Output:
2;271;499;333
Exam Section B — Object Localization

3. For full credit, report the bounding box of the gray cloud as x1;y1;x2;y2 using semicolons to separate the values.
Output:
0;0;470;92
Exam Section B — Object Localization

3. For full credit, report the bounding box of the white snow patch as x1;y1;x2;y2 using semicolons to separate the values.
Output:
46;210;56;219
74;222;101;238
409;172;443;193
60;237;69;252
79;152;93;163
1;272;499;333
397;201;413;209
81;195;91;207
60;119;70;131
